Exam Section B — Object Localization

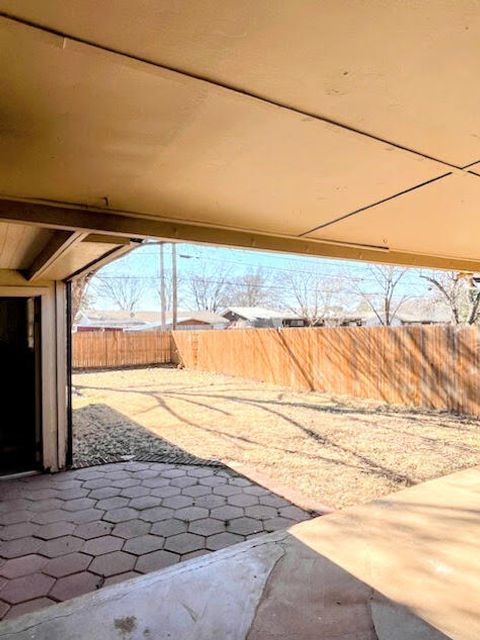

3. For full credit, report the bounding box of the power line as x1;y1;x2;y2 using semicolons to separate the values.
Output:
118;248;430;287
92;274;430;299
136;243;437;274
101;253;429;284
95;271;428;292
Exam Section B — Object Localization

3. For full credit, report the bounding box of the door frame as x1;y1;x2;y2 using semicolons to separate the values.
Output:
0;281;67;472
65;280;73;468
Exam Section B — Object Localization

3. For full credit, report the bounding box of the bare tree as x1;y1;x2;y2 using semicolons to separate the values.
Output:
351;265;410;326
155;270;185;312
93;276;146;313
420;271;480;325
229;268;276;307
187;265;232;312
70;274;94;321
284;271;346;325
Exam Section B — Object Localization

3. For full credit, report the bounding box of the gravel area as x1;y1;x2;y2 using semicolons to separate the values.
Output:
73;366;480;509
73;402;215;467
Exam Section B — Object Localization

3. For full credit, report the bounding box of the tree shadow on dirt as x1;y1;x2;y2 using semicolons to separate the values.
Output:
74;381;421;486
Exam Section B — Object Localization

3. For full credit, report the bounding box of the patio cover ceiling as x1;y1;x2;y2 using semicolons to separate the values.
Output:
1;1;480;273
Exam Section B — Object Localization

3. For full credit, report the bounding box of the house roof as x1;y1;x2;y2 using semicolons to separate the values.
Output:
76;311;146;328
397;311;452;324
77;309;228;327
174;311;228;325
223;307;294;321
80;310;159;324
359;308;453;324
1;4;480;275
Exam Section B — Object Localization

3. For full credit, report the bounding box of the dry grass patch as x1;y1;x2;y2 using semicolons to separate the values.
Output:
73;366;480;509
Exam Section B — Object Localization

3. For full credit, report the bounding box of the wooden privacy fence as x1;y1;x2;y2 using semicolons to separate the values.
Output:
73;326;480;417
171;326;480;417
72;330;173;369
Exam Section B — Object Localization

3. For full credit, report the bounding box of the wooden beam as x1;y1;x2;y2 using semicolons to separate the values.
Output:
2;197;480;272
26;230;87;281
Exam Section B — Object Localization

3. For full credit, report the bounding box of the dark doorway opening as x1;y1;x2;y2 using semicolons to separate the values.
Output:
0;297;42;475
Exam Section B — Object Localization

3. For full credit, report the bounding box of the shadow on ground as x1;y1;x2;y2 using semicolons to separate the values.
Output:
73;403;220;468
72;367;480;508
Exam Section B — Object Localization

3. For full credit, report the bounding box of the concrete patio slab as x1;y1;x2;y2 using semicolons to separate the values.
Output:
0;462;314;621
1;467;475;639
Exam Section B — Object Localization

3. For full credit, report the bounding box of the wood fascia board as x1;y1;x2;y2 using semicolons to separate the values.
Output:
1;198;480;272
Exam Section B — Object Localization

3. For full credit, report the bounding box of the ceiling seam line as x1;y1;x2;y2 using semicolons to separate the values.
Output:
0;11;463;172
298;172;452;237
461;160;480;169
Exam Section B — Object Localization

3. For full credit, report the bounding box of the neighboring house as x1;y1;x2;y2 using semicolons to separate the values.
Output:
74;310;149;332
344;297;455;327
128;310;229;331
397;310;452;326
315;314;365;327
220;305;451;330
359;312;403;327
222;306;308;328
72;311;145;332
75;310;228;332
359;309;452;327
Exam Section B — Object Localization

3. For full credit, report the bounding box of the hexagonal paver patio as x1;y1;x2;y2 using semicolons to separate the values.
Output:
0;462;315;621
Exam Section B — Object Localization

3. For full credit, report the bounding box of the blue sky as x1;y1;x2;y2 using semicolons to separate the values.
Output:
90;241;434;313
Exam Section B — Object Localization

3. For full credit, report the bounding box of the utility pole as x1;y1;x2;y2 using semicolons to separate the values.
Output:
172;243;178;330
159;242;166;330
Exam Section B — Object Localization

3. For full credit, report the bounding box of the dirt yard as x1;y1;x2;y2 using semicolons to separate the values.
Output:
73;366;480;509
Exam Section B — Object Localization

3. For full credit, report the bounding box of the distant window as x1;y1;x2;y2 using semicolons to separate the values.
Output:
289;319;304;327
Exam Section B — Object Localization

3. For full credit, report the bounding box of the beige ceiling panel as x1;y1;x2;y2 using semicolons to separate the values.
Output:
1;1;479;166
0;222;54;269
307;172;480;262
0;18;444;240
